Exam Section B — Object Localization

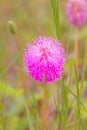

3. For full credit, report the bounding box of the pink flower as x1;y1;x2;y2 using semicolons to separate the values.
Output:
23;36;65;82
66;0;87;26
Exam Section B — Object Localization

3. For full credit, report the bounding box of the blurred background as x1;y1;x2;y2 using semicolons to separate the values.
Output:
0;0;87;130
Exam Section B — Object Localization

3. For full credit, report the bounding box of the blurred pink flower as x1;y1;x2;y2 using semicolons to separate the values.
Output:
66;0;87;26
24;36;65;82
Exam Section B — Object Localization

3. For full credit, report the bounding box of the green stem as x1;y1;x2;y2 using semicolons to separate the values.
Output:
50;0;61;40
74;63;80;130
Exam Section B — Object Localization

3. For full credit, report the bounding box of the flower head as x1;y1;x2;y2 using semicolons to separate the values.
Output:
23;36;65;82
66;0;87;26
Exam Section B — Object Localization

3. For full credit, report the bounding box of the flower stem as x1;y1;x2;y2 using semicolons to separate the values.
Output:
14;34;26;96
74;63;80;130
74;26;79;72
40;83;47;130
14;34;20;51
80;44;87;93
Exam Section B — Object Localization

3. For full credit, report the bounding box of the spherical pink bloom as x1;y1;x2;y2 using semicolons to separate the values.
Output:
23;36;65;82
66;0;87;26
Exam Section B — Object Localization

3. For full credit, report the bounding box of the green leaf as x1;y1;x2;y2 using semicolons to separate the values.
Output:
25;101;35;130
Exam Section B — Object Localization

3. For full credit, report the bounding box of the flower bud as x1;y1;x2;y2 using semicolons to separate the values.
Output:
8;20;16;34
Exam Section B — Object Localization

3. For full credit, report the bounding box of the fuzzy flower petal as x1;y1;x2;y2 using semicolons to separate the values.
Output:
66;0;87;26
23;36;65;82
